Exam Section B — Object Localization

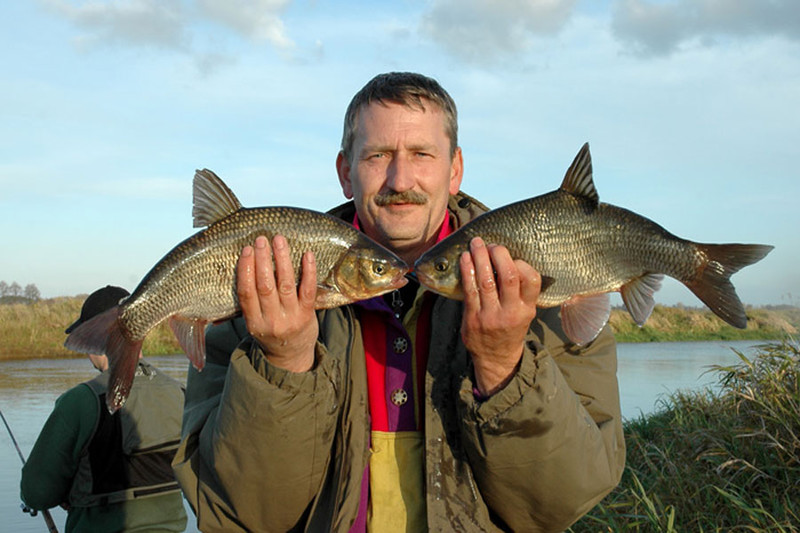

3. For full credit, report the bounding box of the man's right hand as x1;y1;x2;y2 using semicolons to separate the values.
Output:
236;235;318;373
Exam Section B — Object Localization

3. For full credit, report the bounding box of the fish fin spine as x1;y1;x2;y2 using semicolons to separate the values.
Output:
559;143;599;205
685;243;773;328
193;169;243;228
560;292;611;346
621;273;664;325
169;316;208;370
106;329;143;414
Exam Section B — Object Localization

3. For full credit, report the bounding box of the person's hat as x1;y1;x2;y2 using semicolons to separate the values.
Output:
65;285;130;334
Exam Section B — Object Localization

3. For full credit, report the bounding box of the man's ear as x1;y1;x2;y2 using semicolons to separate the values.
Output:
449;146;464;195
336;151;354;199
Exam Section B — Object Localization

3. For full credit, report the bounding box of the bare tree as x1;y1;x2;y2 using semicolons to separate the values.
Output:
9;282;22;297
24;284;41;302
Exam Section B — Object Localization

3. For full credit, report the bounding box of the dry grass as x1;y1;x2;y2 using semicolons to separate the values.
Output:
0;297;181;360
610;305;798;343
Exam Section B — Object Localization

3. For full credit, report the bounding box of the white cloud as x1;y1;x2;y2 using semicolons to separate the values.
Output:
419;0;576;65
40;0;294;55
42;0;190;51
196;0;293;48
612;0;800;57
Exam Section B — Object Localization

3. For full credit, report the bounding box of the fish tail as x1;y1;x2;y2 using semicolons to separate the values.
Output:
686;243;773;328
64;306;143;413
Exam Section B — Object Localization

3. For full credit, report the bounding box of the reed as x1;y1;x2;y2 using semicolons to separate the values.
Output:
0;297;180;361
570;340;800;532
610;305;797;343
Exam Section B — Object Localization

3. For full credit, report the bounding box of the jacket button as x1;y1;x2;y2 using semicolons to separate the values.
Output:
391;389;408;406
392;337;409;354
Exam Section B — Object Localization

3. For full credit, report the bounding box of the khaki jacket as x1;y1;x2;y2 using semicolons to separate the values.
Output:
173;192;625;532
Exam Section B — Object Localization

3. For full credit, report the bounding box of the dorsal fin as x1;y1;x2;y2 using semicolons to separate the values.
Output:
193;169;243;227
559;143;598;205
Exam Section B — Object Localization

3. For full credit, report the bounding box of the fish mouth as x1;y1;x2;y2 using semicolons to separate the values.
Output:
412;265;463;300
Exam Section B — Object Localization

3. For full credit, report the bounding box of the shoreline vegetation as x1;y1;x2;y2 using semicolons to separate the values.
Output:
0;295;797;361
3;297;798;529
571;340;799;531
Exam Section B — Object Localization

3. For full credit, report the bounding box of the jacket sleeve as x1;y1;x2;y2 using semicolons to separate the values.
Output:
21;385;98;510
173;318;342;533
457;308;625;532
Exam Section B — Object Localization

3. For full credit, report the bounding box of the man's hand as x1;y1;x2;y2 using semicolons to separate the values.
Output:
460;237;541;396
237;235;318;373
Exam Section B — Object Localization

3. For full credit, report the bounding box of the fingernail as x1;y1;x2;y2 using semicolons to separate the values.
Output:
255;236;267;249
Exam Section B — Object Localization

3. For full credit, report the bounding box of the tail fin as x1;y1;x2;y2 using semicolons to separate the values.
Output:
686;243;773;328
64;307;143;413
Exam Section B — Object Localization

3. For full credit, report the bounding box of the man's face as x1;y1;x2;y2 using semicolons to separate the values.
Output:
88;354;108;372
337;100;463;264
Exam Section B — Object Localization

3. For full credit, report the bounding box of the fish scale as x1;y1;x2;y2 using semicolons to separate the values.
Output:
66;169;409;412
415;143;772;346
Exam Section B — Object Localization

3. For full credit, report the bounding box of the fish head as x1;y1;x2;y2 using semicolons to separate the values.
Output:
413;239;468;300
332;239;409;302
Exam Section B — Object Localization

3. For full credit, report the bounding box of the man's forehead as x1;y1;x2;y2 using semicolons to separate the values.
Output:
355;101;446;139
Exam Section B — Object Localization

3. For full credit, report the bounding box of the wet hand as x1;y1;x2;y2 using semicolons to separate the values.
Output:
460;237;540;396
237;235;318;372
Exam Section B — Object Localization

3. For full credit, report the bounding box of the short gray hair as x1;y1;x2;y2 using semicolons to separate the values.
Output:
340;72;458;162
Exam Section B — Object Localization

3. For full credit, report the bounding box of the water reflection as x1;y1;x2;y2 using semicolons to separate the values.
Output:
0;341;764;532
617;340;762;419
0;355;198;533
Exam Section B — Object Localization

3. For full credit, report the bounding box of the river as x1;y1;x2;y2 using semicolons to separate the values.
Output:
0;340;764;532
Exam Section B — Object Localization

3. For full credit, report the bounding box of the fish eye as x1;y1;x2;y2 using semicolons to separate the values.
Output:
434;258;449;272
373;262;387;276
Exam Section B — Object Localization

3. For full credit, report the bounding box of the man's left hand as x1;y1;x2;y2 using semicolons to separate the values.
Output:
460;237;541;397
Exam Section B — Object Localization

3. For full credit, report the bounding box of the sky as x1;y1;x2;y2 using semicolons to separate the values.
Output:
1;0;798;309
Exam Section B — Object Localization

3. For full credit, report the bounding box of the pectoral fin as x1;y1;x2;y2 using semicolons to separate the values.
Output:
621;273;664;326
560;293;611;346
315;286;352;309
169;316;209;370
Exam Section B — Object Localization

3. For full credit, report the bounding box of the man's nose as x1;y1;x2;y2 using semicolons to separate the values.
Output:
386;155;414;191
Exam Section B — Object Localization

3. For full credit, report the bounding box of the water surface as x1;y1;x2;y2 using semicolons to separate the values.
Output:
0;341;763;532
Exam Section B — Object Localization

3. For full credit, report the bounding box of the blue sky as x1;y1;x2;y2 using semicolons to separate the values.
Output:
2;0;798;308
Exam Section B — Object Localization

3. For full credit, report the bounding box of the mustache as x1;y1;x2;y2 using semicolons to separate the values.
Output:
374;190;428;206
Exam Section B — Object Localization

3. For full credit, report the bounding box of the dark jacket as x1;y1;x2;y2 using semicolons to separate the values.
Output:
22;360;187;533
173;192;625;532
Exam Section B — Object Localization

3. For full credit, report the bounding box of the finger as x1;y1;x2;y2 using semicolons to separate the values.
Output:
488;245;520;305
459;250;480;310
272;235;298;305
515;259;541;307
297;251;317;310
470;237;500;307
237;244;262;323
254;235;277;307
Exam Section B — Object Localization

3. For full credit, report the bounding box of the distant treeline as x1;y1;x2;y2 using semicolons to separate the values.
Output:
1;295;798;361
0;280;41;303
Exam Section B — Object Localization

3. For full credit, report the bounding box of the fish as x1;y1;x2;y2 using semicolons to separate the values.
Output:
66;169;409;412
414;143;773;346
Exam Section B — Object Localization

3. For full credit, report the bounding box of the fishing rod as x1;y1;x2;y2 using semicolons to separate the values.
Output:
0;409;59;533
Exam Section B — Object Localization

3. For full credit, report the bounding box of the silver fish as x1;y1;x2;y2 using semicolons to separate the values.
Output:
415;143;773;346
66;169;409;412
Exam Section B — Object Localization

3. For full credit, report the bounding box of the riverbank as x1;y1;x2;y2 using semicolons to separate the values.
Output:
0;296;797;360
569;340;800;531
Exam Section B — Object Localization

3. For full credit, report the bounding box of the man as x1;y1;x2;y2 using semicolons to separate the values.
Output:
174;72;625;532
21;285;187;533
